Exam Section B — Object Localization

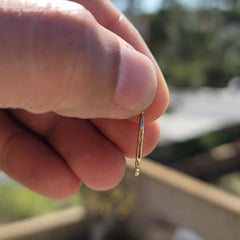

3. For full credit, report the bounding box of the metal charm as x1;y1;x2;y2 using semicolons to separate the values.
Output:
135;112;144;176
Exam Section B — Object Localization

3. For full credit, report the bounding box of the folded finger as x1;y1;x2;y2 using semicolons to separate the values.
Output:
46;117;126;190
10;109;126;190
91;118;160;158
0;111;81;200
11;109;160;160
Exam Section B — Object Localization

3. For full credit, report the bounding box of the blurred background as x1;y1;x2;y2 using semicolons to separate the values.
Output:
1;0;240;240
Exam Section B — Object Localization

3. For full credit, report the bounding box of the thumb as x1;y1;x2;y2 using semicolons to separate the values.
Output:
0;0;157;118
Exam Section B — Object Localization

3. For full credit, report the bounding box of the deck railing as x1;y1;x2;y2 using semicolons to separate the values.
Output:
1;159;240;240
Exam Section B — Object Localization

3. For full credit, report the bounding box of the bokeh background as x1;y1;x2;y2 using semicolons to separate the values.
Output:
1;1;240;240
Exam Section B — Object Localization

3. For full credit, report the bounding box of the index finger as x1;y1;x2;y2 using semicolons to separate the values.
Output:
72;0;169;122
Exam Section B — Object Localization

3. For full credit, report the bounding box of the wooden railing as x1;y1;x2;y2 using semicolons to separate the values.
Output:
0;207;86;240
1;159;240;240
126;158;240;240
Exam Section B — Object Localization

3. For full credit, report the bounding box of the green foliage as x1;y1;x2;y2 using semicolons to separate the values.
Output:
112;0;240;87
215;172;240;196
84;187;136;221
145;1;240;88
0;184;82;223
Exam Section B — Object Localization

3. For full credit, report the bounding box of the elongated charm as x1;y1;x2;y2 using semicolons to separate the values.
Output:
135;112;144;176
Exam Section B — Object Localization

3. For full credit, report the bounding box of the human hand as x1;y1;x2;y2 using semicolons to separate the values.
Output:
0;0;169;199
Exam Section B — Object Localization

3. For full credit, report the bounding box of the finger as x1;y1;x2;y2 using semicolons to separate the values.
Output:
10;110;126;190
72;0;169;122
0;111;81;200
0;0;157;119
11;109;159;160
46;117;126;190
91;118;160;158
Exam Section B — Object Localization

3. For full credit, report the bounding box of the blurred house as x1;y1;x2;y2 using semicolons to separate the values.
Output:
159;84;240;144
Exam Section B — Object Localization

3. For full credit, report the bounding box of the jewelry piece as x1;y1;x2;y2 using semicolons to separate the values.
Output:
135;112;144;176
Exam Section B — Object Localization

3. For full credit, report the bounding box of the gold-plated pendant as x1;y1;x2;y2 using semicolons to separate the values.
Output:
135;112;144;176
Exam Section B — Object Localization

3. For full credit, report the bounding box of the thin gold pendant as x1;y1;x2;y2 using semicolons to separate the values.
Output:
134;112;144;176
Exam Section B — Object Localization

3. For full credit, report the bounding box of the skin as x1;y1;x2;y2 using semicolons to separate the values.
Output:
0;0;169;200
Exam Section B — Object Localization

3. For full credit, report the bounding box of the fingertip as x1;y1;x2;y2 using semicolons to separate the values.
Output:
124;120;160;158
92;118;160;161
83;152;126;191
44;175;82;200
114;46;157;114
143;120;160;156
129;77;169;123
145;72;169;121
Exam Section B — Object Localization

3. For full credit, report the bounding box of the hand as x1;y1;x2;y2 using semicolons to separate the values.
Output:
0;0;169;199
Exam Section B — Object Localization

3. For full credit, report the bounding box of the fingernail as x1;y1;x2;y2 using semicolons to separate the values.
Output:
114;46;157;113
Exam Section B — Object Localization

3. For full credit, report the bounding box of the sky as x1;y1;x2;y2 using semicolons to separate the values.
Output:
139;0;163;13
